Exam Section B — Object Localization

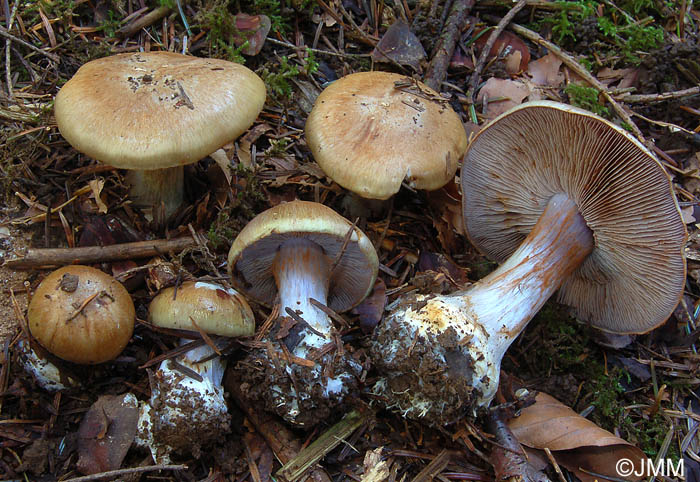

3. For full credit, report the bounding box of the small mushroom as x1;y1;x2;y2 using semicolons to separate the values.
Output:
55;52;266;218
22;265;135;390
135;281;254;463
370;101;687;424
305;71;467;215
227;200;379;426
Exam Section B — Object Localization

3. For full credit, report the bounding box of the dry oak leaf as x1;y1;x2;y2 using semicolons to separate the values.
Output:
477;78;532;119
509;392;646;482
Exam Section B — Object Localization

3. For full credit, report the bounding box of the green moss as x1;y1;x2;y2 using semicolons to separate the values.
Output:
262;56;301;99
564;84;610;118
534;0;666;66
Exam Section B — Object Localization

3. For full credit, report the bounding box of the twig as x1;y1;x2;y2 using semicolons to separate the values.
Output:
423;0;475;91
117;5;172;38
0;25;60;63
543;447;567;482
266;37;370;59
60;464;187;482
488;16;646;142
4;237;198;269
616;86;700;104
468;0;527;101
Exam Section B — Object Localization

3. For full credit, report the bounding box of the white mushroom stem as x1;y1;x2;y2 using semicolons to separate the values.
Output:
373;193;594;420
135;340;229;464
272;237;333;358
466;193;593;363
125;166;184;218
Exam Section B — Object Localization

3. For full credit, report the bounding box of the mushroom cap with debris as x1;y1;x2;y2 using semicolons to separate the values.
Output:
148;281;255;337
54;51;266;170
27;265;135;364
306;71;468;200
227;200;379;312
462;100;687;334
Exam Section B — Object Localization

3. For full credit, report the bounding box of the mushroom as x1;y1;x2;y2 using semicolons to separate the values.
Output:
22;265;135;390
305;71;467;215
135;280;254;463
55;51;266;217
227;200;379;426
370;101;687;424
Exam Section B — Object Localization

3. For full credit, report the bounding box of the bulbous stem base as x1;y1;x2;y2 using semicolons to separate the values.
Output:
370;193;593;424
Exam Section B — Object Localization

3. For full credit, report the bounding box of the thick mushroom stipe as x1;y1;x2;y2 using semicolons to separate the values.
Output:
135;342;230;464
238;237;361;426
137;281;253;461
125;167;184;217
273;238;332;354
228;201;378;426
370;194;593;423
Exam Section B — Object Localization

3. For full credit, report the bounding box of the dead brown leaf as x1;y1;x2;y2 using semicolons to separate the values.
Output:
509;392;646;482
372;20;426;71
76;393;139;475
526;52;564;87
476;78;532;119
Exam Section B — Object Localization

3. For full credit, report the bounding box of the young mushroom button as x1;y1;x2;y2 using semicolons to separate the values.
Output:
135;281;254;463
54;52;266;218
27;265;135;365
227;200;379;426
370;101;687;425
305;72;468;204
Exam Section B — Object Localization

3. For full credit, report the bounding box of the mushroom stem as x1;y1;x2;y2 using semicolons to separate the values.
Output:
371;193;594;423
272;238;332;357
468;193;594;360
135;340;230;464
125;166;184;218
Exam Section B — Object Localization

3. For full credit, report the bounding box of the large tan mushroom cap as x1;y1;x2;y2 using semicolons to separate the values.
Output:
55;52;266;170
306;71;468;200
27;265;135;364
227;200;379;311
462;100;687;334
148;281;255;337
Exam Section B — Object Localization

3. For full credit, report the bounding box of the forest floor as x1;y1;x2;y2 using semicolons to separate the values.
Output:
1;0;700;480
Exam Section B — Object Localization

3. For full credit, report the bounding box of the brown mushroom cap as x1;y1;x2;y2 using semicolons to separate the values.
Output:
227;200;379;311
27;265;135;364
462;100;687;334
148;281;255;337
305;71;468;200
54;51;266;170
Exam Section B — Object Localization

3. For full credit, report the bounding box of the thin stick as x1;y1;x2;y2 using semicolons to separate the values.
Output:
423;0;475;91
265;37;370;59
4;237;197;269
60;464;187;482
616;86;700;104
467;0;527;101
0;25;60;63
116;5;171;38
489;16;646;142
543;447;567;482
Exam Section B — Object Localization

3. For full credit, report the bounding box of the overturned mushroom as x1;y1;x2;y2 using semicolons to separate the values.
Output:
370;101;687;424
135;281;254;463
55;52;266;218
227;200;379;426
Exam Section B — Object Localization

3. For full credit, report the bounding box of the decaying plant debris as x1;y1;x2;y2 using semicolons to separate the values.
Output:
1;0;699;480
